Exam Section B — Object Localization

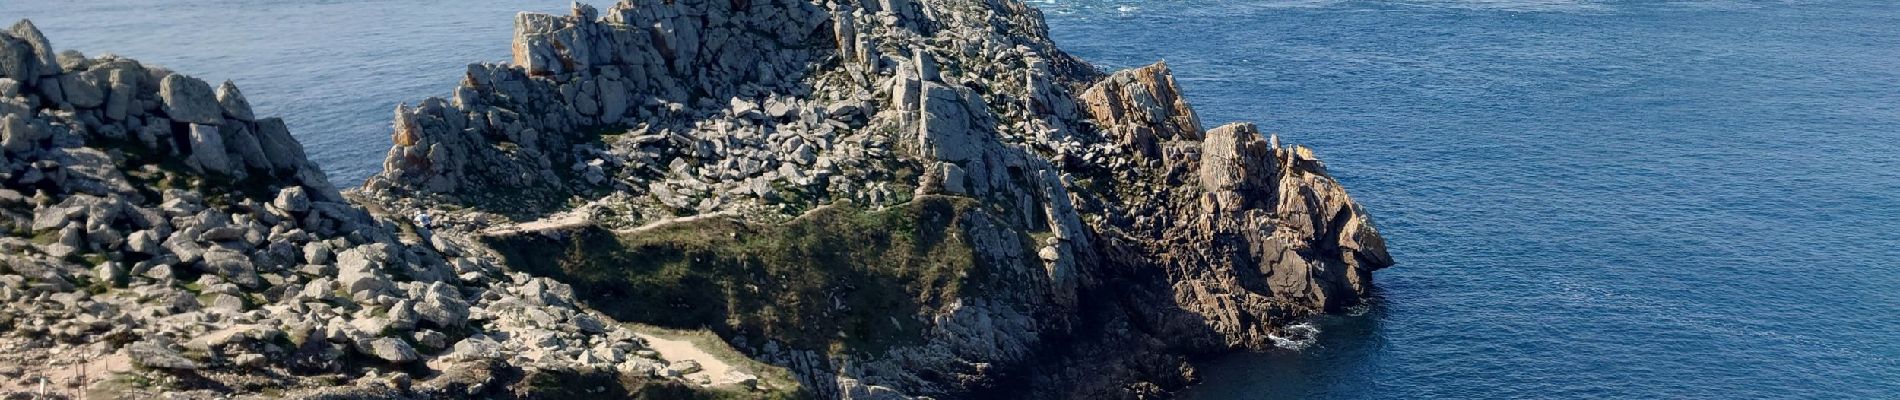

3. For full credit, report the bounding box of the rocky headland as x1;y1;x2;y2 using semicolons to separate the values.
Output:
0;0;1390;398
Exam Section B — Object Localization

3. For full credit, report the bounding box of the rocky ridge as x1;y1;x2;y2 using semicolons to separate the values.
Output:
0;19;770;398
363;0;1392;398
0;0;1392;398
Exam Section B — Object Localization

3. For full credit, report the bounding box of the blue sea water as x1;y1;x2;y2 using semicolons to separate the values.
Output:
4;0;1898;398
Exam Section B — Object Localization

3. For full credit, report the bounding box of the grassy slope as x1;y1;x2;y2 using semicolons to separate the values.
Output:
487;196;1005;387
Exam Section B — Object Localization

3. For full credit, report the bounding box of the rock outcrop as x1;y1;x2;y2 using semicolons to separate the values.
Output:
360;0;1392;398
3;0;1393;398
0;19;780;398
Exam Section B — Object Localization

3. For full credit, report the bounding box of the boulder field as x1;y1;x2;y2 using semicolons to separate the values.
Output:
0;0;1391;398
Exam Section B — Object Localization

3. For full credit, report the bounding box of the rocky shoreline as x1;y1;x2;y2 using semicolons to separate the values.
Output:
0;0;1390;398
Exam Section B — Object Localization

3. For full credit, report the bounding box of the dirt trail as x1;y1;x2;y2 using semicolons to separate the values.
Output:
635;332;744;386
482;210;592;237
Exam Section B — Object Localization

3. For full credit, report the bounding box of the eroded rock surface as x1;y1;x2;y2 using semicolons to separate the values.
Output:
3;0;1392;398
360;0;1391;398
0;18;770;399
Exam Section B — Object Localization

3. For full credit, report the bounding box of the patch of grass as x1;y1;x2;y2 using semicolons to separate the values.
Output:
487;196;989;356
28;229;58;245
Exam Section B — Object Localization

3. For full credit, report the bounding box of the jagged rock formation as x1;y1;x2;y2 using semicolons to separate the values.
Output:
1;0;1392;398
0;19;777;398
360;0;1393;399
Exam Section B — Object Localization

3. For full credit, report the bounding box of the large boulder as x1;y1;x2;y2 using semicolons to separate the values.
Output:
222;122;272;172
254;117;307;173
0;34;32;82
273;186;310;214
160;74;224;125
0;21;56;82
201;247;262;288
216;80;255;121
357;338;420;363
104;64;141;120
127;340;199;370
186;123;233;175
59;68;107;108
917;83;982;163
413;282;469;327
1;113;41;153
8;21;57;77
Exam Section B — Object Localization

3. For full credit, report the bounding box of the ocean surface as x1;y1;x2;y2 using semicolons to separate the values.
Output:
5;0;1898;398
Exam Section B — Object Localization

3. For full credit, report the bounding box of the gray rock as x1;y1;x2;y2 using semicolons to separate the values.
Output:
414;282;469;327
358;338;420;363
59;68;107;108
571;313;607;334
235;353;267;368
209;293;245;312
0;34;33;82
598;78;627;123
8;20;57;77
104;67;138;121
222;122;271;173
215;80;254;121
198;226;246;242
159;74;224;125
918;83;981;162
254;117;307;173
186;123;233;174
93;262;126;287
336;247;393;297
388;300;419;331
126;229;160;254
446;337;504;361
163;233;206;263
274;186;310;214
127;340;199;370
55;49;84;71
663;359;702;376
143;264;175;281
303;241;334;265
1;113;42;153
413;330;448;350
201;248;262;288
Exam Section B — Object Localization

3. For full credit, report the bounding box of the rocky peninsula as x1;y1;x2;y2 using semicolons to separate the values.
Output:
0;0;1390;398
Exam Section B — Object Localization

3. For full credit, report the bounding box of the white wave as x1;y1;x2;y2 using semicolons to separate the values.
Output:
1269;322;1321;350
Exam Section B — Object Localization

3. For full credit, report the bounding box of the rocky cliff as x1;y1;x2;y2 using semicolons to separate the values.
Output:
0;18;778;399
0;0;1391;398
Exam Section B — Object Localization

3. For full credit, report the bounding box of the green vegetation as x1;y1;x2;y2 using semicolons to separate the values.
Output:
487;196;991;357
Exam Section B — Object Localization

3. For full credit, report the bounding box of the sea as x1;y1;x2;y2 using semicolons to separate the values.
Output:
3;0;1896;398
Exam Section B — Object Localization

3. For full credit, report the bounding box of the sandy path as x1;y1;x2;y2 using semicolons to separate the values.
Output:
481;209;592;237
634;333;742;386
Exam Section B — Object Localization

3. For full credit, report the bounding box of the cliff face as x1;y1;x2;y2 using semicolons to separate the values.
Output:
364;0;1393;398
0;18;781;399
0;0;1390;398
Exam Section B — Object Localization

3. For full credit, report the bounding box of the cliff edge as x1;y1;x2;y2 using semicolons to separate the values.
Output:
0;0;1391;398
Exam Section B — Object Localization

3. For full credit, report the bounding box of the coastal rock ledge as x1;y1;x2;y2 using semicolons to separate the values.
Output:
0;0;1390;398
